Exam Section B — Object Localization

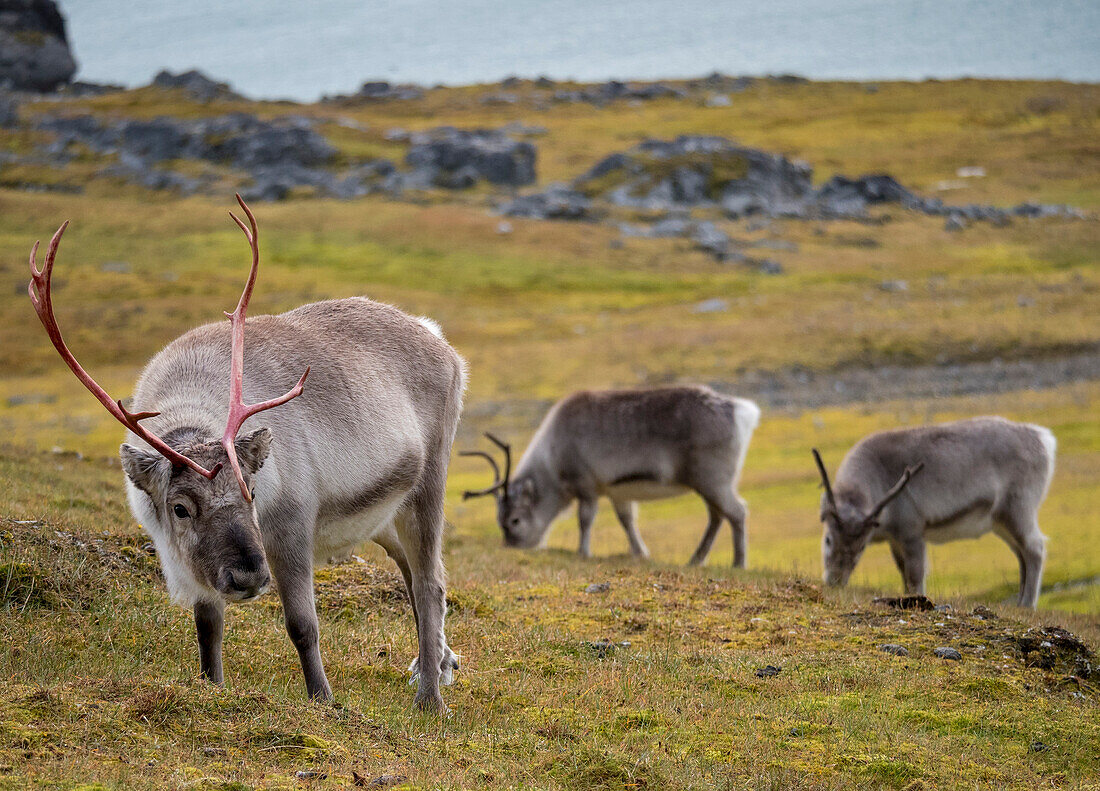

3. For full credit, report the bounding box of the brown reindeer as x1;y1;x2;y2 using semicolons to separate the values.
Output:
28;197;465;712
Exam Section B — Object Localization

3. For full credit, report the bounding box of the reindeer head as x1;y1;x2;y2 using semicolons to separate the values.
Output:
461;434;544;548
29;196;308;603
812;449;923;587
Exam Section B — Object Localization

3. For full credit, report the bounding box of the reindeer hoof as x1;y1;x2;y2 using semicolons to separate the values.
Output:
413;690;448;715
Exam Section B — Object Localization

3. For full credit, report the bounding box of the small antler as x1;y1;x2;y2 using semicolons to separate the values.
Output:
459;450;502;500
220;194;309;502
865;462;925;523
811;448;838;516
28;221;222;480
460;433;513;501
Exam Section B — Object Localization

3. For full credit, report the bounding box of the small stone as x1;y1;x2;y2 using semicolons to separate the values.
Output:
585;639;629;658
933;603;952;612
971;605;996;620
956;166;986;178
755;664;782;678
584;582;610;594
99;260;131;273
693;298;729;314
945;214;967;231
1029;741;1050;753
934;647;962;661
879;644;909;657
496;221;513;235
295;770;327;780
879;279;908;292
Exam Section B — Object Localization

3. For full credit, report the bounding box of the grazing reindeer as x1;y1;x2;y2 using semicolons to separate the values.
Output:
463;386;760;566
28;196;465;712
812;417;1056;608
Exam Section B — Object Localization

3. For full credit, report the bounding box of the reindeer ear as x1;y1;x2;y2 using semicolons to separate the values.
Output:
120;443;168;497
234;428;272;474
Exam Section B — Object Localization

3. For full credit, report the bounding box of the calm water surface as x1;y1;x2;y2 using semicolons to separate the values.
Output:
65;0;1100;100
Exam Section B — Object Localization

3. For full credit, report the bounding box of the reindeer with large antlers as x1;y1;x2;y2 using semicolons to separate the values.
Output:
29;197;466;712
812;417;1056;608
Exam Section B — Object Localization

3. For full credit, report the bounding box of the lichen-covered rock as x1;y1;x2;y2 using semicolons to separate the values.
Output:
576;136;813;216
498;183;591;219
405;127;536;188
151;69;242;102
0;0;77;91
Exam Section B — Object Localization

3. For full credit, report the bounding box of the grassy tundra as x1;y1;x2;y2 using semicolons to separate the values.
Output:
0;77;1098;788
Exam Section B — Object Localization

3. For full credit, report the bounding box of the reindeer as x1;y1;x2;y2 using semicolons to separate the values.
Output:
812;417;1056;608
462;386;760;566
28;197;465;712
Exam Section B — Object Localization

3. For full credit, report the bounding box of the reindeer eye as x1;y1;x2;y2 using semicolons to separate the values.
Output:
173;504;191;519
250;488;256;500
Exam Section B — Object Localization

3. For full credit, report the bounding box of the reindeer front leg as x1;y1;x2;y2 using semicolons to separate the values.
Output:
895;537;927;595
194;599;225;685
267;521;332;702
577;498;598;558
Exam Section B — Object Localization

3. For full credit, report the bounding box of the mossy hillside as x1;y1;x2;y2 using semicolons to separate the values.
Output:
0;449;1096;790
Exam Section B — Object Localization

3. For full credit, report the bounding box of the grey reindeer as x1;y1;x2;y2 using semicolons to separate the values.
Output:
28;197;465;712
462;386;760;566
812;417;1056;608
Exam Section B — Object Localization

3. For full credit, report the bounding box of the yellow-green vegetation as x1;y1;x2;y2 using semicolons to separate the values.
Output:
0;77;1097;788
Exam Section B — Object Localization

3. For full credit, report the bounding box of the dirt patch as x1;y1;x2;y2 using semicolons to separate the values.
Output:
872;595;935;611
462;349;1100;435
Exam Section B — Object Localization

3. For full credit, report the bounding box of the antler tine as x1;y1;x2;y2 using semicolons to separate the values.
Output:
866;461;925;522
459;450;504;500
27;222;222;480
220;194;310;502
811;448;838;515
484;432;511;491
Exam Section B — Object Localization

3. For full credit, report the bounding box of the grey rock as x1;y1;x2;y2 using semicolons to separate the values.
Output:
151;69;242;102
406;127;536;188
879;279;909;292
0;94;18;127
578;135;812;217
933;647;962;661
879;643;909;657
99;260;131;273
498;183;590;220
944;213;967;231
349;80;423;101
0;0;76;91
754;664;782;678
691;221;731;259
694;298;729;313
584;582;610;594
705;93;732;107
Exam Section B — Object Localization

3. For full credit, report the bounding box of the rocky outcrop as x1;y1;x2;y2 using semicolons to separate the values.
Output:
577;136;813;216
552;80;686;106
36;112;365;199
323;80;424;103
151;69;242;102
574;136;1087;225
0;0;77;91
405;127;536;188
497;183;591;219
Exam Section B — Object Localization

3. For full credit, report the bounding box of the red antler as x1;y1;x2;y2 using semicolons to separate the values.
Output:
28;222;222;480
220;194;309;502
